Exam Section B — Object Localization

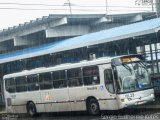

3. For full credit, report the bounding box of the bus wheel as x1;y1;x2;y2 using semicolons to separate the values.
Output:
87;98;100;115
27;102;37;117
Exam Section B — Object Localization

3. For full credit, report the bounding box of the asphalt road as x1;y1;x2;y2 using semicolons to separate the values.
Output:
1;108;160;120
1;95;160;120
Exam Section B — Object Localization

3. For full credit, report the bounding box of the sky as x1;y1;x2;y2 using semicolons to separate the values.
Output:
0;0;155;30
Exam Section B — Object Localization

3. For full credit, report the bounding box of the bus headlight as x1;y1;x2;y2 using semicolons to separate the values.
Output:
151;94;155;101
150;93;154;97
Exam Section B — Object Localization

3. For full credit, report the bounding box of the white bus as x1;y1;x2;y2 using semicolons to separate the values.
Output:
3;55;155;117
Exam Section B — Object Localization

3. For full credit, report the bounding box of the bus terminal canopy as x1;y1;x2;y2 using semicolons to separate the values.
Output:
0;18;160;64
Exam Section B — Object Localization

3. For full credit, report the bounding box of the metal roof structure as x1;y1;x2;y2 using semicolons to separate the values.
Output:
0;17;160;64
0;12;157;54
0;13;156;35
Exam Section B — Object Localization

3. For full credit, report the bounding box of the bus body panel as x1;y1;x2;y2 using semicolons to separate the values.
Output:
5;92;13;113
8;91;43;113
11;92;27;114
41;88;71;112
68;87;86;111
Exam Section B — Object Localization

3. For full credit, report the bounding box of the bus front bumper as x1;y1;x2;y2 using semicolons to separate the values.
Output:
117;93;155;109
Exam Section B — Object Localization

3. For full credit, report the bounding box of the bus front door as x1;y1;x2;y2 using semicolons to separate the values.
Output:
100;65;119;110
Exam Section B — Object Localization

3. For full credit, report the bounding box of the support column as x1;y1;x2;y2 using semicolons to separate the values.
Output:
156;0;160;17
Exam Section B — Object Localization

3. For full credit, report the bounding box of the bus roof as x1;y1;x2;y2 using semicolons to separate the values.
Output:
3;54;143;79
3;57;112;79
0;18;160;64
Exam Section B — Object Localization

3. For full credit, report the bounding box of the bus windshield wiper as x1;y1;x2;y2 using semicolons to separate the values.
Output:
122;63;132;74
139;62;147;69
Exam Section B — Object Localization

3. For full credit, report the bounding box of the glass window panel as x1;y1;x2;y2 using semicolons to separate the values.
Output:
53;80;67;89
27;75;39;91
52;71;59;80
39;72;53;90
59;71;66;80
104;69;115;93
27;75;38;83
16;86;27;92
83;66;100;85
68;78;83;87
15;76;27;92
15;76;27;85
52;71;66;80
67;68;83;87
5;78;16;93
67;69;82;78
52;70;67;89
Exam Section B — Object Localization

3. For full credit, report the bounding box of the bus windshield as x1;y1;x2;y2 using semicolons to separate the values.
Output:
115;61;152;94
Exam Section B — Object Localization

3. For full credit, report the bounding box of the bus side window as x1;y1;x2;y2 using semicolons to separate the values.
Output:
52;71;67;89
15;76;27;92
83;66;100;85
104;69;115;93
39;72;53;90
67;68;83;87
27;75;39;91
0;85;2;103
5;78;16;93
